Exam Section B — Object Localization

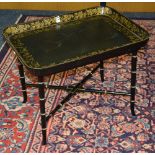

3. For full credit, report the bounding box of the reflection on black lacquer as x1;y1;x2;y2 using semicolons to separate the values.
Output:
12;16;133;66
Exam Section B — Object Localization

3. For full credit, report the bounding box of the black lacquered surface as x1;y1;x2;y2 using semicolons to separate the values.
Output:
10;16;135;67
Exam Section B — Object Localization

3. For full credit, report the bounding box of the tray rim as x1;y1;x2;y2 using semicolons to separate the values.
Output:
3;6;149;72
3;6;149;39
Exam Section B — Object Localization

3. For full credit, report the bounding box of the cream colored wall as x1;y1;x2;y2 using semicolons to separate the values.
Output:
0;2;155;12
0;2;98;11
108;2;155;12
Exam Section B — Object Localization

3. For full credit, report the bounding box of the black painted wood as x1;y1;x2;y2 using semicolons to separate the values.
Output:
17;59;27;103
38;76;47;145
100;60;104;83
130;51;138;116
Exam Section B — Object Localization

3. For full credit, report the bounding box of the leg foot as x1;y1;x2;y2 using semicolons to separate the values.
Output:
130;101;136;116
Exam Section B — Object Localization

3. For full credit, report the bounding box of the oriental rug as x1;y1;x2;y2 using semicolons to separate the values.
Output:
0;16;154;153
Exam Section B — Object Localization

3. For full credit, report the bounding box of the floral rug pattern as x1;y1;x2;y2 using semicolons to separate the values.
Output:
0;16;154;153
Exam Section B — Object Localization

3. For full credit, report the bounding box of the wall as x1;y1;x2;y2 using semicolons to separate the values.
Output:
0;2;155;12
108;2;155;12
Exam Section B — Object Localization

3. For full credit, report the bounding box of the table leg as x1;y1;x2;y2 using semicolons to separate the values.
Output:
17;60;27;103
130;51;137;116
100;60;104;83
38;76;47;145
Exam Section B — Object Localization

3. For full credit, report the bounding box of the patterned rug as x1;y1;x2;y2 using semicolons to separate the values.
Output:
0;16;154;153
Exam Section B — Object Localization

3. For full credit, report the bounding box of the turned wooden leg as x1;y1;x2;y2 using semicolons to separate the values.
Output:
130;51;137;116
17;60;27;103
38;76;47;145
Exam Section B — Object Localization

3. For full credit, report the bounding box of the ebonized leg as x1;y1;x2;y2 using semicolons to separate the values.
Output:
130;51;137;116
17;60;27;103
100;60;104;83
38;76;47;145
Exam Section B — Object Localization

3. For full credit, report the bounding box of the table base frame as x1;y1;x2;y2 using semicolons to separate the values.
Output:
17;52;137;145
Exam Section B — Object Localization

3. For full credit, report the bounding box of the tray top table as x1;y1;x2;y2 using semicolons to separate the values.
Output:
3;6;149;145
3;6;149;75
